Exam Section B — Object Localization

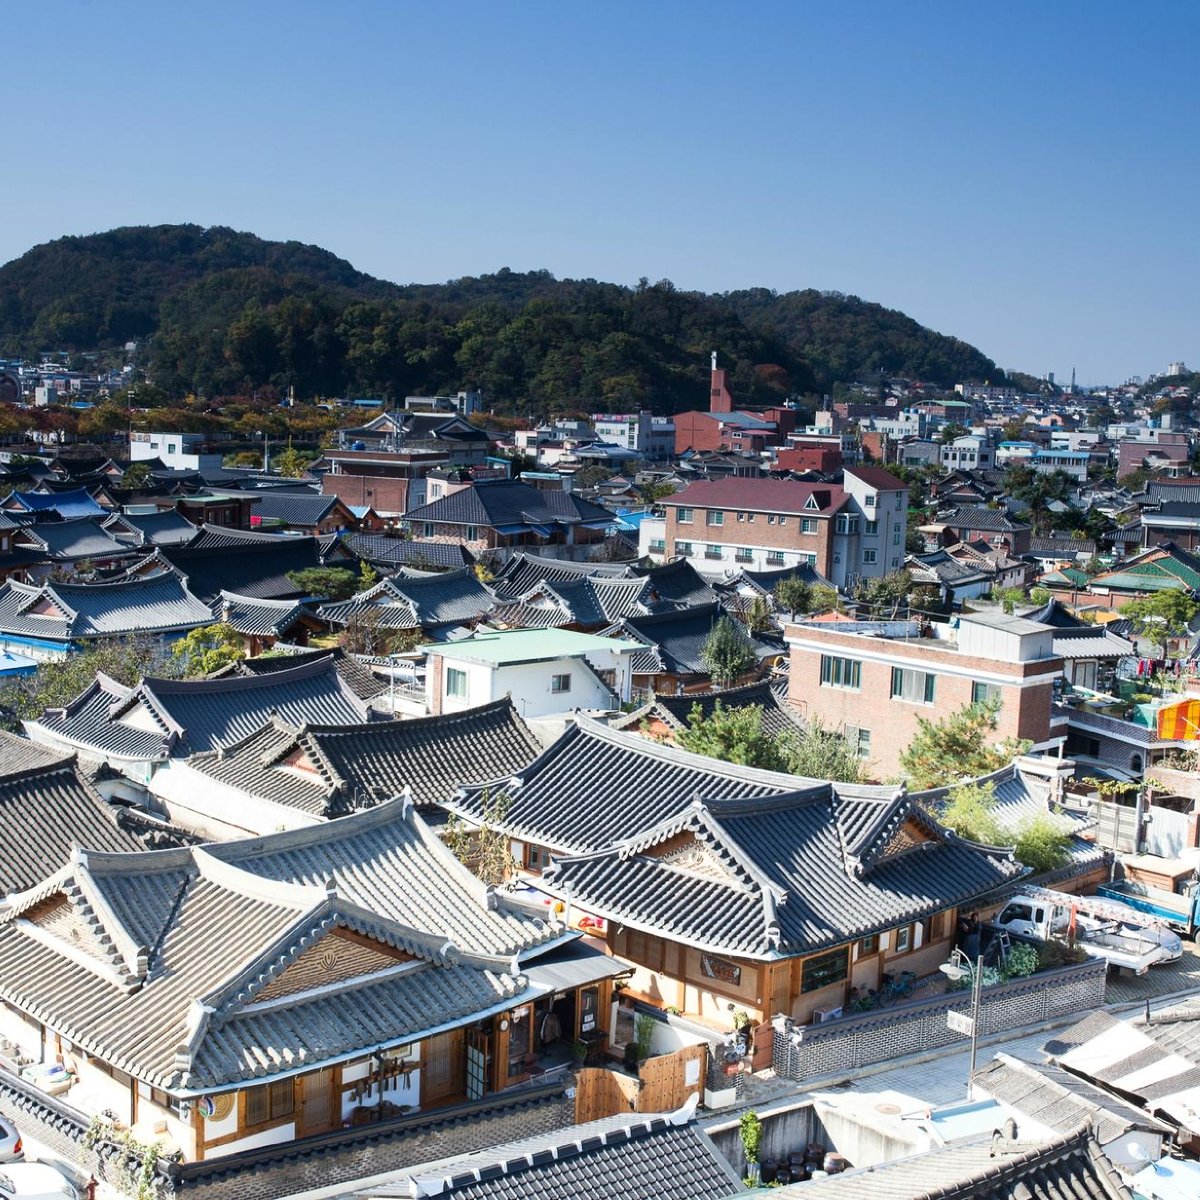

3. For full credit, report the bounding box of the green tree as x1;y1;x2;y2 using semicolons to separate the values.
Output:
170;622;244;677
898;700;1031;790
939;781;1004;845
358;560;379;591
120;461;152;489
286;566;358;600
1121;590;1199;657
274;445;307;478
744;594;773;633
778;719;866;783
0;637;173;728
672;702;787;771
1013;815;1071;873
993;586;1025;614
700;616;757;687
773;577;811;619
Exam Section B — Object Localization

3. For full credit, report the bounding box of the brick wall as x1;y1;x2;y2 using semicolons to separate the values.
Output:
664;506;831;569
788;628;1059;780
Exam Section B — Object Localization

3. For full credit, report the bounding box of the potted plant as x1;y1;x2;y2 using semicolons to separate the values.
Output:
730;1009;752;1057
571;1040;588;1067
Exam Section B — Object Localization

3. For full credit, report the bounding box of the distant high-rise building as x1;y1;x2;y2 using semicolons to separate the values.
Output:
1167;361;1188;377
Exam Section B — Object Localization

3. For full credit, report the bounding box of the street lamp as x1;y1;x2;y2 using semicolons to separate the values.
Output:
940;950;985;1090
255;429;269;473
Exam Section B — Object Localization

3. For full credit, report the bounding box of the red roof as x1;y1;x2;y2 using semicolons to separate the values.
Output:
661;477;847;516
844;465;908;491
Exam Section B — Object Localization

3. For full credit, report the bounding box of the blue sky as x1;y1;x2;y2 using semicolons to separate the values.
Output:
4;1;1197;384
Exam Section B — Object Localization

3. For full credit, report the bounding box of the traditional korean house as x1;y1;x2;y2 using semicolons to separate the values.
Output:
0;799;628;1162
614;678;804;742
444;718;1022;1027
24;654;379;786
147;697;544;836
0;573;214;660
215;591;323;655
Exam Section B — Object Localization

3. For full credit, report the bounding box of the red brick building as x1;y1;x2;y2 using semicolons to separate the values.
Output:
786;611;1063;780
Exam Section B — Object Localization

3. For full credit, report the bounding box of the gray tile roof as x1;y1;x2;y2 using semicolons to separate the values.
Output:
772;1125;1131;1200
601;603;774;677
216;591;317;638
0;574;213;642
32;657;377;760
446;716;885;856
17;518;134;561
634;558;719;606
0;838;535;1092
185;697;544;814
123;655;376;753
104;509;200;547
205;798;565;959
939;506;1031;533
0;734;142;895
404;480;615;533
230;646;388;700
251;492;345;527
320;568;495;632
162;527;338;601
613;679;804;739
343;534;473;570
542;790;1021;957
490;552;636;599
370;1106;743;1200
973;1054;1171;1144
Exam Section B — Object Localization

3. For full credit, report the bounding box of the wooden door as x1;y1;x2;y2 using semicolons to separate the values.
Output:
422;1029;465;1106
465;1027;490;1101
298;1068;334;1137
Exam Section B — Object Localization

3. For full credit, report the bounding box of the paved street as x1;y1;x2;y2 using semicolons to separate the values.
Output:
1104;938;1200;1007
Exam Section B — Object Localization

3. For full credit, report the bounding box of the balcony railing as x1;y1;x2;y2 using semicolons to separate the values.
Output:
1055;702;1154;745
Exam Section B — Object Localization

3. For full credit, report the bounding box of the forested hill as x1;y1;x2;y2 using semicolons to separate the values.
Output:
0;224;1002;411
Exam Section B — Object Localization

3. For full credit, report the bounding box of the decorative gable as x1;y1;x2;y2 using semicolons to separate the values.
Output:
280;746;321;776
253;929;411;1003
642;831;740;885
25;892;115;965
26;596;66;619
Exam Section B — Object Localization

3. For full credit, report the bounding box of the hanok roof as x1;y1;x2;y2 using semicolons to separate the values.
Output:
775;1126;1131;1200
403;480;615;534
161;526;341;602
613;679;804;740
6;487;106;519
0;828;537;1093
29;656;375;759
228;645;388;701
601;603;773;677
542;788;1021;958
319;568;495;633
364;1103;741;1200
447;716;892;857
660;477;848;517
489;551;635;600
103;509;199;547
216;591;319;638
633;558;719;606
492;573;669;630
251;492;345;528
0;574;213;642
0;733;142;895
342;533;473;571
938;506;1031;533
16;518;134;562
973;1054;1172;1145
183;697;544;815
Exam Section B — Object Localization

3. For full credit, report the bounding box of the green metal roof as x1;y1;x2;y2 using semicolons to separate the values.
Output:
423;628;635;666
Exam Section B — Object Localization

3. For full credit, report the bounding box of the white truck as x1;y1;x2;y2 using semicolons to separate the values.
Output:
988;887;1182;975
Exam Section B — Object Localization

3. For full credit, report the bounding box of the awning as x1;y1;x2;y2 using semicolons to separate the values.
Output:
523;943;634;993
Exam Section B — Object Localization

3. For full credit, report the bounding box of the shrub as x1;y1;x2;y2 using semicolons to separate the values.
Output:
1001;941;1039;979
1014;815;1071;873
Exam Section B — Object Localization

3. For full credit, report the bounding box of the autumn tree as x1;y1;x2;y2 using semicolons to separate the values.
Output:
170;623;245;677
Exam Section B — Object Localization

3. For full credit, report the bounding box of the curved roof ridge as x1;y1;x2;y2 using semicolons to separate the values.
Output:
218;590;312;612
139;652;339;695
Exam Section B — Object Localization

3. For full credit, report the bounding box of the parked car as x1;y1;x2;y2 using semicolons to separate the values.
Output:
0;1119;21;1163
0;1164;79;1200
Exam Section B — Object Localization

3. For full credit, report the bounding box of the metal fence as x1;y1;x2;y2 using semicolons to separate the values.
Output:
771;960;1107;1083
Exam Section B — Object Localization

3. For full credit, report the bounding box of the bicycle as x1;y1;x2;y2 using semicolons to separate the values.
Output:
877;969;916;1007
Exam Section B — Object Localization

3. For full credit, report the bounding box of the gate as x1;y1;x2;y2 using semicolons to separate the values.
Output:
1095;800;1140;853
573;1043;708;1123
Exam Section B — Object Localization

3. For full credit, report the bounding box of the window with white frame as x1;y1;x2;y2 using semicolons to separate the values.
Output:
706;510;724;526
820;655;861;690
863;549;878;564
445;668;468;699
677;507;693;524
865;494;876;508
801;518;817;534
674;540;693;556
972;681;1001;706
891;667;935;704
704;544;723;559
865;520;878;535
551;673;571;694
845;725;871;759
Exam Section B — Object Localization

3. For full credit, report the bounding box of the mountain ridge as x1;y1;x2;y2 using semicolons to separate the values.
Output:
0;224;1005;410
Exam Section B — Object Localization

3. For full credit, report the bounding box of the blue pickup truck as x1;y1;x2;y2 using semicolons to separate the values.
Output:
1098;879;1200;941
